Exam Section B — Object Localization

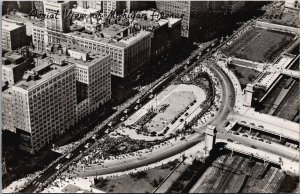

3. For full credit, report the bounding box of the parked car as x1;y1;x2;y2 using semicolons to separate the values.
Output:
227;139;233;142
233;132;240;135
65;153;72;159
84;143;90;149
242;134;248;138
258;138;264;142
92;134;97;139
266;140;271;144
251;145;257;149
55;164;62;170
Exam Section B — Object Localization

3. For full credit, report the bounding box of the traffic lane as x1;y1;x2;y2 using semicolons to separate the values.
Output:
219;133;299;161
209;64;235;128
21;33;222;192
74;135;204;177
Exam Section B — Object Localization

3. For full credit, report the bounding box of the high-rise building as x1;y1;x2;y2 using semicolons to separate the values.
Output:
49;44;112;121
208;1;245;15
2;48;35;85
285;0;300;12
32;22;152;78
2;44;112;153
155;1;209;38
8;59;77;153
43;1;71;32
77;0;102;10
131;10;182;59
2;20;27;50
102;1;127;17
126;1;150;12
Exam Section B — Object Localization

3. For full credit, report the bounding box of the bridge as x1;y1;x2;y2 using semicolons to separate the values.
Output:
216;139;299;175
229;110;300;142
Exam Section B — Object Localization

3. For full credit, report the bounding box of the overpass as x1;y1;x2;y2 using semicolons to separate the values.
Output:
216;139;299;175
229;110;300;142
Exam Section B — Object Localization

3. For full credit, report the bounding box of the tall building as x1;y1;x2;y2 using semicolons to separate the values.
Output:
32;22;152;78
43;1;71;32
285;0;300;12
34;1;44;13
102;1;127;17
2;45;112;153
2;20;27;50
131;10;182;59
155;1;209;38
49;44;112;121
8;59;77;153
126;1;150;12
208;1;245;15
2;48;35;85
77;0;102;10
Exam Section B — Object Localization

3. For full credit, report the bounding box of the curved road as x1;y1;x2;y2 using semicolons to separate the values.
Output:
22;29;240;193
68;60;237;178
69;134;204;177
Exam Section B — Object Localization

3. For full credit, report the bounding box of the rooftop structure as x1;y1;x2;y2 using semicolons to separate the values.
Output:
14;59;74;90
33;21;152;78
2;16;26;31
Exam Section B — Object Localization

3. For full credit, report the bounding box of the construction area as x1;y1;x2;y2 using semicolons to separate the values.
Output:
223;26;295;63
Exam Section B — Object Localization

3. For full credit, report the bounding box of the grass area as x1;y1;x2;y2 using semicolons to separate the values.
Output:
223;27;294;63
228;65;261;89
94;160;180;193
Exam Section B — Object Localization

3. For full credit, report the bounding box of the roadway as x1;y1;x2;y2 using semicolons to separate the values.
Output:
229;110;300;142
21;36;221;193
68;134;204;177
218;132;299;162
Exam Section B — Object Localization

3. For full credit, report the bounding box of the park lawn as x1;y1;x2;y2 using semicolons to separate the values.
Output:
224;27;294;63
229;65;261;89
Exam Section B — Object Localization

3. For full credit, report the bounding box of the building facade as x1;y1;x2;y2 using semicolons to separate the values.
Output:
155;1;209;38
2;20;27;50
32;22;152;78
10;61;77;153
2;49;34;85
43;1;70;32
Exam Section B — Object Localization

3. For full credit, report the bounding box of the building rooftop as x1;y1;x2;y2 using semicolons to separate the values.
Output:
72;6;100;15
14;61;75;90
68;27;151;48
48;43;109;67
119;30;151;45
101;24;130;38
3;12;41;25
2;20;24;31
